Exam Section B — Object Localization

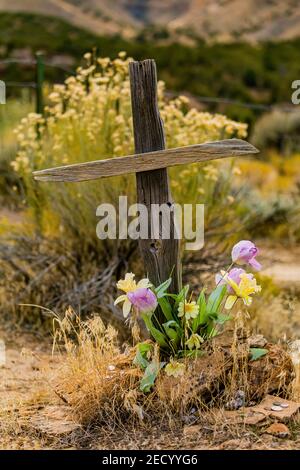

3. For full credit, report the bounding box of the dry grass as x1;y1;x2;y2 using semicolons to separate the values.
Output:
52;310;174;426
50;309;294;429
0;316;299;450
53;310;140;425
0;233;138;333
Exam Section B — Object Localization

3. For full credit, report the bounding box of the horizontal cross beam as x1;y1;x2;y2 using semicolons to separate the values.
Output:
33;138;258;183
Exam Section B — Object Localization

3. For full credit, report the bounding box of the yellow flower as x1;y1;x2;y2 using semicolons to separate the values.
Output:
116;272;137;293
233;166;242;176
165;361;186;378
203;164;219;182
186;333;204;350
224;272;261;310
178;301;199;320
114;273;151;318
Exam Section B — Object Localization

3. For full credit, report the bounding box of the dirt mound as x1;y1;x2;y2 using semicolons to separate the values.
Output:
157;330;293;407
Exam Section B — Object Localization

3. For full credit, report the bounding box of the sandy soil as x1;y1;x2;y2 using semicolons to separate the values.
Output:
261;244;300;289
0;208;24;225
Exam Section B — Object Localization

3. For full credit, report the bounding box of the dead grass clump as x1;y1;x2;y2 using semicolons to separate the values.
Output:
52;311;295;428
53;310;145;425
53;311;193;426
157;330;293;410
0;234;137;336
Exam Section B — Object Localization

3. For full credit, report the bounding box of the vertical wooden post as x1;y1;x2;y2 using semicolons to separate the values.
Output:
35;51;44;115
129;59;181;294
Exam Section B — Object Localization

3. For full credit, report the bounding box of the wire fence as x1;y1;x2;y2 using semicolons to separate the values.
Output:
0;52;74;113
0;54;295;115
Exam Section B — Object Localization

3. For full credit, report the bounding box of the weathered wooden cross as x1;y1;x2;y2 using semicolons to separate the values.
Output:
33;59;258;295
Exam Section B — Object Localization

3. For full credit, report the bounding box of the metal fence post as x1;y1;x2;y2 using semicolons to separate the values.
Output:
35;51;44;115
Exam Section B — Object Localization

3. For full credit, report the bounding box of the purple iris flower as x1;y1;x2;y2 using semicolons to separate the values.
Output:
127;287;157;314
231;240;261;271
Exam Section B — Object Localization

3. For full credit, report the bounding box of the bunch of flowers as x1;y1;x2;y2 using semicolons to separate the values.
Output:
114;240;262;391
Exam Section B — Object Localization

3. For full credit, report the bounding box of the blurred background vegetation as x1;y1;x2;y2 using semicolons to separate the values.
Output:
1;12;300;126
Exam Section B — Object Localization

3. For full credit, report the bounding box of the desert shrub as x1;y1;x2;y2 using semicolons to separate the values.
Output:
232;151;300;243
0;97;33;206
251;109;300;156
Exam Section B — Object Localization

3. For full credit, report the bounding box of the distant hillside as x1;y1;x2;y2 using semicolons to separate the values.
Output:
0;0;135;38
1;0;300;42
1;11;300;129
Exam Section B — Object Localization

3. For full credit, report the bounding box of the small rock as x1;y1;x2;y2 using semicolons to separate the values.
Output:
225;390;245;410
223;409;266;425
247;334;268;348
220;438;251;450
271;405;284;412
272;402;289;409
183;424;201;437
30;405;81;436
265;423;290;438
181;414;198;425
252;395;300;420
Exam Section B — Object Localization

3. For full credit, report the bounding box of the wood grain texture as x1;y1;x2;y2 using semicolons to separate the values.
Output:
129;59;181;295
33;138;259;182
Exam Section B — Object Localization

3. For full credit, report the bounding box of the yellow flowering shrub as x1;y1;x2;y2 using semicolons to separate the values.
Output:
12;52;248;253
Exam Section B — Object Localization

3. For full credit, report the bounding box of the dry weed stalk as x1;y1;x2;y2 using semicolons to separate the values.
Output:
53;309;143;425
289;340;300;401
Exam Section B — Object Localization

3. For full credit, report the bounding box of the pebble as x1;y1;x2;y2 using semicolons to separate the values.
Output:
272;402;289;410
271;405;284;411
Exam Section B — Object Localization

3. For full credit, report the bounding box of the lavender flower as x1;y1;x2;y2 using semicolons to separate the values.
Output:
231;240;261;271
215;267;246;293
127;287;157;314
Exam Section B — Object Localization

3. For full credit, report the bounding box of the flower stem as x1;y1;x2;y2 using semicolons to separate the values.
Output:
216;261;234;286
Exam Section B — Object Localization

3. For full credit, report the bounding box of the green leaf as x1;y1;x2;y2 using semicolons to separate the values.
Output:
206;325;218;338
214;313;232;325
206;285;227;315
197;289;207;318
133;342;152;370
179;349;206;359
162;320;182;343
141;313;169;348
140;360;164;393
155;278;172;298
150;326;169;348
158;297;173;321
192;289;207;332
174;285;189;311
163;293;178;301
250;348;268;361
